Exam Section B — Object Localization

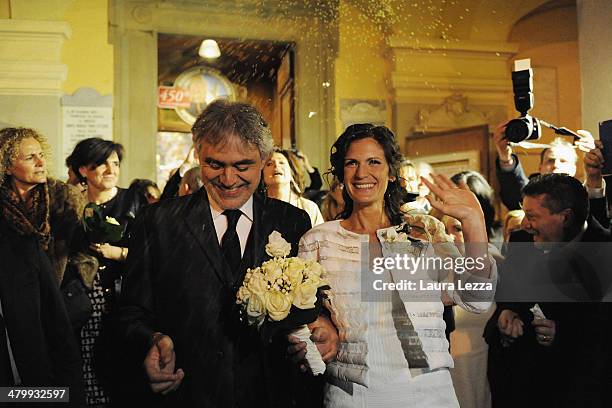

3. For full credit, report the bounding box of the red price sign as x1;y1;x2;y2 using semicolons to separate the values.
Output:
158;86;191;109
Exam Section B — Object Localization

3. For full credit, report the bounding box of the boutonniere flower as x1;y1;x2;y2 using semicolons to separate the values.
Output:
265;230;292;258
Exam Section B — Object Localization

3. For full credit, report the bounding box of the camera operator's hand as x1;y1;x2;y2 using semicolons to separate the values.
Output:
574;129;596;153
493;122;513;164
583;138;605;189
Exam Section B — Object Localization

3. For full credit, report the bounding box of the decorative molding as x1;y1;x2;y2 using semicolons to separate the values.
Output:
61;87;113;107
414;93;492;133
340;99;386;129
0;19;71;38
388;37;518;56
389;36;518;105
0;19;71;96
391;74;510;104
0;61;67;96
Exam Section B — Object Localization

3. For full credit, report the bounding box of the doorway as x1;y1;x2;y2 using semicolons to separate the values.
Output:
156;34;296;187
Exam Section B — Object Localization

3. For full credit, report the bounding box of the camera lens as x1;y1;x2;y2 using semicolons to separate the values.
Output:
505;119;530;143
504;116;540;143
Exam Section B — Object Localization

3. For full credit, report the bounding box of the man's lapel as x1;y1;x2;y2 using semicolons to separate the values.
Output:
182;189;233;287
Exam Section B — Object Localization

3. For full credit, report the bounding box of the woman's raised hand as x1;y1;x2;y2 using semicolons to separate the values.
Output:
421;174;483;223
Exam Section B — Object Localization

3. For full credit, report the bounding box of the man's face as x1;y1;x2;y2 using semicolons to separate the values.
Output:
198;135;265;211
539;147;576;176
521;194;568;247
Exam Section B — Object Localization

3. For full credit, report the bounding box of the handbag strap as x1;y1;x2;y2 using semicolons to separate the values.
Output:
0;299;22;385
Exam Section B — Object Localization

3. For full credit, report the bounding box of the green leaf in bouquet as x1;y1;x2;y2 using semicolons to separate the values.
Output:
83;202;124;243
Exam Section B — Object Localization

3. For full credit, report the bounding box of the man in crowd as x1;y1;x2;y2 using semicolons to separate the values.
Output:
485;173;611;408
118;100;337;407
494;121;609;228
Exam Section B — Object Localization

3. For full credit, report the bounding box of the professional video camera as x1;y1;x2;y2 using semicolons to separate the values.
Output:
505;59;582;143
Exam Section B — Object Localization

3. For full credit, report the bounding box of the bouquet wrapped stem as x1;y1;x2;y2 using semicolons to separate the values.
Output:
291;324;326;375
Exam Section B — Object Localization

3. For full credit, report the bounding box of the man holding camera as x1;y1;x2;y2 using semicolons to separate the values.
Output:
493;122;609;227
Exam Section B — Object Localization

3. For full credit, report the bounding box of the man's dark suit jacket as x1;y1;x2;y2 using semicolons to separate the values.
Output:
118;189;318;407
485;218;612;408
495;155;610;228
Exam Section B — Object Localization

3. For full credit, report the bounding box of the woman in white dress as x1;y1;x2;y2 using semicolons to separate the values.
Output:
264;148;324;227
298;124;496;407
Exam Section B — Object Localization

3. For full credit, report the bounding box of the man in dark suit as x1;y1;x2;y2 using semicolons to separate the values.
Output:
485;173;611;408
118;100;337;407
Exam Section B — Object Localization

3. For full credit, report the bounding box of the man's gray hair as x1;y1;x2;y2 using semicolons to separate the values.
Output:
191;99;274;159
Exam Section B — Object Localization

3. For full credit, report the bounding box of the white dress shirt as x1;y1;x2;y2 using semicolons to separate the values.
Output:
209;196;254;257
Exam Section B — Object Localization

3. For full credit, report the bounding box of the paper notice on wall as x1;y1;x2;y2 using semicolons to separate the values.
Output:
62;106;113;161
61;87;113;161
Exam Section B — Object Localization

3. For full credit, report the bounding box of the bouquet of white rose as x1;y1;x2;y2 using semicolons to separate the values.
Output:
236;231;330;375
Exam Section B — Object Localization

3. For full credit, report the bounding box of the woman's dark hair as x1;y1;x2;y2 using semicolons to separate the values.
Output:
451;170;496;239
329;123;405;225
66;138;124;183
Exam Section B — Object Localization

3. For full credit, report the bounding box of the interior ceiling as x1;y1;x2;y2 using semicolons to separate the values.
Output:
158;34;293;85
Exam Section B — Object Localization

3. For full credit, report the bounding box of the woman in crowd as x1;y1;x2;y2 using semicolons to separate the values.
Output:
0;127;85;405
321;177;345;221
297;124;496;407
66;137;146;406
436;170;500;408
0;127;86;284
263;148;324;226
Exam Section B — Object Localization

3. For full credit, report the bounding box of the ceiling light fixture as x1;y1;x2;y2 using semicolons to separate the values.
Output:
198;39;221;59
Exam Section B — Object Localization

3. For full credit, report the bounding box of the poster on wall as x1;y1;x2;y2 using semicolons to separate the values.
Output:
61;87;113;162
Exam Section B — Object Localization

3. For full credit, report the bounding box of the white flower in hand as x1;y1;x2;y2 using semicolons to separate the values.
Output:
265;231;291;258
105;216;120;225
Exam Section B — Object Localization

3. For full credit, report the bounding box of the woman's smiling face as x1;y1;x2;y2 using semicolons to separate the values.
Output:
342;137;390;207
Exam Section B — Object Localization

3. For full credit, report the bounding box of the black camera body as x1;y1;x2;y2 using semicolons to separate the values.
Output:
505;114;541;143
505;67;542;143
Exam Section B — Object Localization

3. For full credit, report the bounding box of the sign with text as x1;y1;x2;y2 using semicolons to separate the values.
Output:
61;87;113;164
158;86;191;109
62;106;113;161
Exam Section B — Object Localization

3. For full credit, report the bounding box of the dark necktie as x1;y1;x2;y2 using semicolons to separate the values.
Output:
391;288;429;369
221;209;242;278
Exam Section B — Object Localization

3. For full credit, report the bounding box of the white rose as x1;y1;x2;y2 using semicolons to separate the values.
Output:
262;260;283;283
246;293;266;321
265;231;292;258
397;232;409;242
286;258;306;286
236;286;251;304
292;279;318;310
265;290;292;321
247;271;267;295
385;228;398;242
